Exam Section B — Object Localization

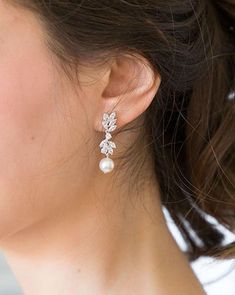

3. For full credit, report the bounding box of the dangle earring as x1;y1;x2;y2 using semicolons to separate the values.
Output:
99;111;117;173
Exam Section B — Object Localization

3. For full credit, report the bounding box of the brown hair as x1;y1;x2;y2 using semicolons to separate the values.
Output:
11;0;235;261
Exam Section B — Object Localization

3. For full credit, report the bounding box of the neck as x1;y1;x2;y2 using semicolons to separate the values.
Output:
0;171;205;295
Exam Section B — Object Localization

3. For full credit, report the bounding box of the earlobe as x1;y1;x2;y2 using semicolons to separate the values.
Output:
94;53;161;132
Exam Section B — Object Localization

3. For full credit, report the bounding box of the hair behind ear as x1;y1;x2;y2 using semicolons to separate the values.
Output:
147;0;235;260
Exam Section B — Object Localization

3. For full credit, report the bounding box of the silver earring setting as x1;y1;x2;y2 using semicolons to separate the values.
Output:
99;111;117;173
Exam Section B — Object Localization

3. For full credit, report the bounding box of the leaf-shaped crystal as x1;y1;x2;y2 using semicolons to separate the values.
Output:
110;112;116;119
109;118;117;126
108;125;117;132
109;141;116;148
101;147;107;154
103;113;109;120
99;139;107;148
102;121;109;129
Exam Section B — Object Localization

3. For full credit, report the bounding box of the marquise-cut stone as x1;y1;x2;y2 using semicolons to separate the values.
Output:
108;118;117;125
110;112;116;119
102;122;109;129
108;125;117;132
101;148;107;154
99;139;107;148
103;113;109;120
109;141;116;148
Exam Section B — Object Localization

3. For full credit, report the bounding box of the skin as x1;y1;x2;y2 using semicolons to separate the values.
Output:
0;1;206;294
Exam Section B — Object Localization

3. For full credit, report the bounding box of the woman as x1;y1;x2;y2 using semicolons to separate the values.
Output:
0;0;234;294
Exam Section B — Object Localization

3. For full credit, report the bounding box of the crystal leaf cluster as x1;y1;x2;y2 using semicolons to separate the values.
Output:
99;112;117;156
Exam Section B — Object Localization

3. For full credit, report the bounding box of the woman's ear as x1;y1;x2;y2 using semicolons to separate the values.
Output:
93;53;161;132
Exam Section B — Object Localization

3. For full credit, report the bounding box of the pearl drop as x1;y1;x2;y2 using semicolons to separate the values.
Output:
99;157;114;173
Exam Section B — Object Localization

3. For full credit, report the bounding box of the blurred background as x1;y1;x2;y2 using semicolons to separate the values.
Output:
0;209;234;294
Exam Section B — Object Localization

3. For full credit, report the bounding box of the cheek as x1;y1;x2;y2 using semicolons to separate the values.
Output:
0;33;71;238
0;41;58;179
0;8;91;242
